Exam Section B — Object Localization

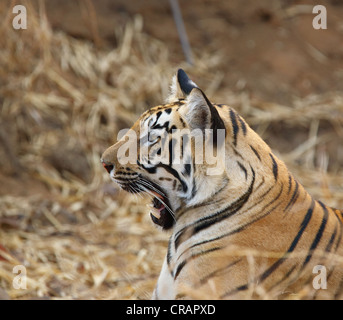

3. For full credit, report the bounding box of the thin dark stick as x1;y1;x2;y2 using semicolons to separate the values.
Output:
168;0;194;65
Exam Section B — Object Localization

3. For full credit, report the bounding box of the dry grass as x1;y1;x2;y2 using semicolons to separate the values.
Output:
0;2;342;300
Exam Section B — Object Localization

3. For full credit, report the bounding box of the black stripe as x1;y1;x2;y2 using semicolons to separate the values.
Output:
249;145;261;161
167;239;173;265
291;199;315;248
229;109;239;147
169;138;175;165
285;180;299;212
325;224;338;252
304;202;328;264
238;116;247;136
151;111;162;127
237;161;248;180
174;260;186;280
184;163;191;176
269;153;278;181
174;229;184;251
180;134;186;159
287;174;292;195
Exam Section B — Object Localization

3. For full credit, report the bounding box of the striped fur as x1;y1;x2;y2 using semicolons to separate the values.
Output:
101;69;343;299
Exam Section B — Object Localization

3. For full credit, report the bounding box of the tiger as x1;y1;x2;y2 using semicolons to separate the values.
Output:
101;69;343;299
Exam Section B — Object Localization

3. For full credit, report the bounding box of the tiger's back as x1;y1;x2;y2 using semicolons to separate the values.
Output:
101;69;343;299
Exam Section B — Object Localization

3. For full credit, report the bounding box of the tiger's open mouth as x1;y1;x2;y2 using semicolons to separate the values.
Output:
118;178;175;230
148;192;174;229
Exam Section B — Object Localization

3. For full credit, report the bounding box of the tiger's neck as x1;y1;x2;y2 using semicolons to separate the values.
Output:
175;107;301;228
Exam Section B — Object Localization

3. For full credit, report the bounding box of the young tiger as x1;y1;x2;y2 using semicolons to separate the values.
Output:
101;69;343;299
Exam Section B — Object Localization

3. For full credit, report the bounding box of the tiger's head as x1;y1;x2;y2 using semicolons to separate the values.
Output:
101;69;228;230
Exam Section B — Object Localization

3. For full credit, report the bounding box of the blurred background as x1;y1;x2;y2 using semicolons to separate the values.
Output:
0;0;342;299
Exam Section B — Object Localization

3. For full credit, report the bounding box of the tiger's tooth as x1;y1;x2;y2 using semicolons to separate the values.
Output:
150;207;161;219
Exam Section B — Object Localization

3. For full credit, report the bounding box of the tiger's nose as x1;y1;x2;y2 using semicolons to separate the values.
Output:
101;159;114;174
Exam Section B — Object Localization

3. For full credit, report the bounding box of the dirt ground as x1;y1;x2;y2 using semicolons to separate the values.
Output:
0;0;342;299
43;0;343;104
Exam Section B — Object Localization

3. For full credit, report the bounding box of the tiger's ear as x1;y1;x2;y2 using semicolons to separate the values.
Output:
166;69;198;103
185;87;225;132
185;87;226;146
184;87;211;131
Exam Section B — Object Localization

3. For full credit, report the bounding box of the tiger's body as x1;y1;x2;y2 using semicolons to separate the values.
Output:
101;69;343;299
